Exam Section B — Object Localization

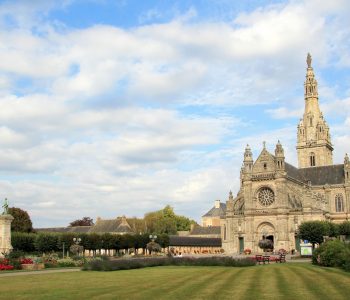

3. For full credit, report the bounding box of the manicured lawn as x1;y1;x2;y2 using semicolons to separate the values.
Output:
0;263;349;299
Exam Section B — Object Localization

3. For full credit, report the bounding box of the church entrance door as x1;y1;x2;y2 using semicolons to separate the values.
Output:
266;235;274;251
239;237;244;253
257;222;275;253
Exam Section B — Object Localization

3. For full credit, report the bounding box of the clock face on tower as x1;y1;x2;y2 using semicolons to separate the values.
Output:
258;187;275;206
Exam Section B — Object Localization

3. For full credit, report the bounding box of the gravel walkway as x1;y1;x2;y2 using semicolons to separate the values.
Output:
0;268;81;277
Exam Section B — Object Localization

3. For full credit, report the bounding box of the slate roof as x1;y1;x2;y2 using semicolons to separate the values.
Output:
285;162;305;182
190;225;221;235
89;217;133;234
169;236;222;247
285;162;344;185
35;226;91;233
202;203;227;218
298;164;344;185
36;217;134;234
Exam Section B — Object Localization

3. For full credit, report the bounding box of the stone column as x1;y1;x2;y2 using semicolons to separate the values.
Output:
0;214;14;258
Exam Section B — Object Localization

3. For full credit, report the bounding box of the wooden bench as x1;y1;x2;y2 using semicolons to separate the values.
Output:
255;255;263;265
263;255;270;264
255;255;271;264
279;254;286;263
275;254;286;263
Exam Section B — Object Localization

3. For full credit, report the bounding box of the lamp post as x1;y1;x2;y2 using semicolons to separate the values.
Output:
73;237;81;245
148;234;158;255
149;234;157;242
72;237;82;256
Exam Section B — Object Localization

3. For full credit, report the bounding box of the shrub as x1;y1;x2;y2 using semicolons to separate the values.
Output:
43;253;59;268
312;239;350;268
3;251;25;270
339;221;350;237
57;258;77;267
83;256;256;271
146;241;161;254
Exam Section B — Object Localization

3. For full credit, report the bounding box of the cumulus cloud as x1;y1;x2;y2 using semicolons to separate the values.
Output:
0;0;350;226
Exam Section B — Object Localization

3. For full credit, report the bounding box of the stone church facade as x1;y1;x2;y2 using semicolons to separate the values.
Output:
221;54;350;254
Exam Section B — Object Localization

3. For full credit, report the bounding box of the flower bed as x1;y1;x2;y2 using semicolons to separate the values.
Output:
20;258;33;264
0;259;14;271
244;249;251;255
0;264;14;270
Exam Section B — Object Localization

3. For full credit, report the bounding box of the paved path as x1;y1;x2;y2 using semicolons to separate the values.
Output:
0;268;81;277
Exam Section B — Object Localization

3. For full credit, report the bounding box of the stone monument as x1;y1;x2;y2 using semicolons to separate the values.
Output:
0;198;14;258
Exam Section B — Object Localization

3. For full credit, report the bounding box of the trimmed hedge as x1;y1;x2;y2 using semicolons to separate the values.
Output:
11;232;169;254
82;256;256;271
11;232;36;252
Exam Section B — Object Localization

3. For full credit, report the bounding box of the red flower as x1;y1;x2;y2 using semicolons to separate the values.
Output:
20;258;34;264
0;264;14;270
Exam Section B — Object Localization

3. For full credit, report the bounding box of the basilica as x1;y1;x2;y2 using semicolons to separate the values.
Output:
221;54;350;254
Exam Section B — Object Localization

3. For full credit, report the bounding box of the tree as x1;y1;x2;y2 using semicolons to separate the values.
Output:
144;205;196;234
298;221;328;248
175;215;195;231
127;217;147;234
8;207;33;233
339;221;350;236
324;222;339;237
69;217;94;227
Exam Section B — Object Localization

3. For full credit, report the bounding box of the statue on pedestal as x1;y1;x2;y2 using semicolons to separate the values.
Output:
0;198;14;257
2;198;9;215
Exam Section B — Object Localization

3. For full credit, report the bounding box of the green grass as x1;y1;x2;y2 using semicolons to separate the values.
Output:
0;263;349;299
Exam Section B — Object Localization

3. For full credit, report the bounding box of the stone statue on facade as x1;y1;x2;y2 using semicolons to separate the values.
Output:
307;53;312;68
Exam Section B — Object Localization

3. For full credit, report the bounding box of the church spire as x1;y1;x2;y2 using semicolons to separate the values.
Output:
296;53;333;168
243;144;253;173
304;53;319;102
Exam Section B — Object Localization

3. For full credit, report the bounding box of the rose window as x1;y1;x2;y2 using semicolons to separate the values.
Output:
258;188;275;206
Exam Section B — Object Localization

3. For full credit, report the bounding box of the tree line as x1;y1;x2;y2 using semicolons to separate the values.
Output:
298;220;350;248
12;232;170;254
9;205;197;236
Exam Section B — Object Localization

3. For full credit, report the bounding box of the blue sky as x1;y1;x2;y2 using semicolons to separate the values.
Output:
0;0;350;227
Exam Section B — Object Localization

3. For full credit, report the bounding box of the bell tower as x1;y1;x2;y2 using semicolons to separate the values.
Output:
296;53;333;168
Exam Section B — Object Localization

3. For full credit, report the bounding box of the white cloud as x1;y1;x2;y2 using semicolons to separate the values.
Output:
266;107;303;119
0;0;350;226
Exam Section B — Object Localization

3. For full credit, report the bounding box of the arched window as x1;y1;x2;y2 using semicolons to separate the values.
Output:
223;225;227;240
335;194;344;212
310;152;316;166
